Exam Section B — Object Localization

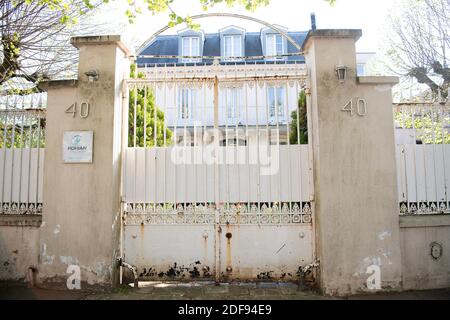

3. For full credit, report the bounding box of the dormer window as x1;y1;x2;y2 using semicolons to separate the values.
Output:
220;26;246;62
181;36;200;63
266;34;284;58
223;35;243;60
261;25;288;61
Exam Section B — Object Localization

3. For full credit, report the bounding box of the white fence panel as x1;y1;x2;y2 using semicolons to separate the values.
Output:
0;148;44;212
124;145;310;205
397;144;450;214
394;103;450;214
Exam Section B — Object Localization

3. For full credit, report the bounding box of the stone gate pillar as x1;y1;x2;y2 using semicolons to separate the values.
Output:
38;36;130;287
303;30;402;295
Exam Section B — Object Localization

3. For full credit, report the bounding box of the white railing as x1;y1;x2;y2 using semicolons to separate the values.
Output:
394;103;450;215
0;94;46;215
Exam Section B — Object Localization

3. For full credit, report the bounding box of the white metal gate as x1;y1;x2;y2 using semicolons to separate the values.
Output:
121;62;314;282
394;103;450;214
0;94;45;215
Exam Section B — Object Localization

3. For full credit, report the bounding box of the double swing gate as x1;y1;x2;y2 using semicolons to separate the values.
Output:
121;61;315;282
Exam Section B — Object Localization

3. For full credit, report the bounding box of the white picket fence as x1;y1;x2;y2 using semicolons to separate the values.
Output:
394;103;450;214
0;94;46;215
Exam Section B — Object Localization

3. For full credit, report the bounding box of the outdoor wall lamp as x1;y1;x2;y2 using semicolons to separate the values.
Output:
335;65;348;83
85;69;99;82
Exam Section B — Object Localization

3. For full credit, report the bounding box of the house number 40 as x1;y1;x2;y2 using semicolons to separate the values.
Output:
341;98;367;116
65;102;90;119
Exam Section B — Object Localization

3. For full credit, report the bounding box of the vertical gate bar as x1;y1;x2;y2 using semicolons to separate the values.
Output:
235;63;240;204
202;80;207;207
163;69;167;210
26;98;34;212
183;87;187;210
213;75;220;283
285;80;293;211
10;97;17;208
275;83;281;210
401;106;409;211
264;68;271;210
420;107;428;209
194;89;198;207
154;66;158;148
192;71;197;208
294;80;304;213
143;84;147;210
225;83;230;209
441;105;449;210
296;81;301;148
411;106;419;210
174;82;178;210
144;69;147;148
152;82;157;209
153;82;157;209
152;85;156;209
163;64;167;147
214;76;219;207
34;98;42;212
184;65;188;210
18;96;25;211
432;103;438;211
133;83;138;212
244;70;250;211
254;74;261;212
1;96;9;209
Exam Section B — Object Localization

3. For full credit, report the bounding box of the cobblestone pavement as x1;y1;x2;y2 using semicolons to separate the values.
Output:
1;281;450;300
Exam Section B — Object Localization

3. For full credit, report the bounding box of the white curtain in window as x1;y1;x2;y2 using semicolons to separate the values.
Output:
266;34;284;57
224;35;242;58
225;88;241;119
178;88;196;119
268;86;285;118
182;37;200;62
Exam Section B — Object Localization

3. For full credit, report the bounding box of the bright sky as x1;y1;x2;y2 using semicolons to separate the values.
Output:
87;0;397;53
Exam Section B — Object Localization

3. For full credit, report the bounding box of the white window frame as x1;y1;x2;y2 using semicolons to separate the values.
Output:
268;86;285;119
223;35;243;61
266;34;285;59
181;37;201;63
178;88;196;119
224;88;241;119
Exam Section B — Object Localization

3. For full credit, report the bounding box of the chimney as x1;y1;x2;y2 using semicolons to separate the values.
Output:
310;13;316;31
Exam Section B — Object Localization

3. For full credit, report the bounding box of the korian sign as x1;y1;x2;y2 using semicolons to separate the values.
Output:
63;131;93;163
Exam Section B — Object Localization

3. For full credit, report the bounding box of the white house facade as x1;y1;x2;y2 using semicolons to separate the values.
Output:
136;26;372;146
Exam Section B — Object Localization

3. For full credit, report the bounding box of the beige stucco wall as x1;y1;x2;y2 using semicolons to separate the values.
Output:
0;215;41;281
37;36;129;287
304;30;403;295
400;215;450;290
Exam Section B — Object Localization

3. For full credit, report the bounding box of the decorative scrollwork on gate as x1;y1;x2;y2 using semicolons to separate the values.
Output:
399;201;449;215
124;201;313;225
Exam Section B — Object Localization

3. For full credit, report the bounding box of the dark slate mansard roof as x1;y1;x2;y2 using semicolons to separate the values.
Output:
137;31;308;67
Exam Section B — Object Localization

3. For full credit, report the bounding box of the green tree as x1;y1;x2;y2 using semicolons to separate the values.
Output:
128;64;173;147
22;0;336;26
0;118;46;148
394;109;450;144
289;90;308;145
